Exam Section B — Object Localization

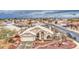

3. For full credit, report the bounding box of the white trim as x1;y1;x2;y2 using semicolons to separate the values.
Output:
20;30;36;36
20;25;54;36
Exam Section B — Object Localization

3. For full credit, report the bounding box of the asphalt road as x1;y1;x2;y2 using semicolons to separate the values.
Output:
52;24;79;42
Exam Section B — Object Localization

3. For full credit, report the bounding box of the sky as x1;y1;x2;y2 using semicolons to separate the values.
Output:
0;10;79;18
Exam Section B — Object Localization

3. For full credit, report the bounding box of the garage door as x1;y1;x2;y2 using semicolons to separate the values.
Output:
21;36;35;41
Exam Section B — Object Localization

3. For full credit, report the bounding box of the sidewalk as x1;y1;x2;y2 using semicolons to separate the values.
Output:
66;27;79;34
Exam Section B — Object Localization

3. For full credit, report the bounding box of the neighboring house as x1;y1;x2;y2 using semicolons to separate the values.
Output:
20;25;54;41
4;24;21;31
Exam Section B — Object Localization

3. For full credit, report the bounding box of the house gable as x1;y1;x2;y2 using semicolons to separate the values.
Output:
20;25;54;36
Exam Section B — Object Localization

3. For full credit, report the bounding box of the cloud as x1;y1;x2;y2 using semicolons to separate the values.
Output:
0;10;17;14
0;10;79;18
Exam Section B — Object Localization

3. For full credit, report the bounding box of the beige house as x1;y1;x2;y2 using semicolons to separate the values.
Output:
20;25;54;41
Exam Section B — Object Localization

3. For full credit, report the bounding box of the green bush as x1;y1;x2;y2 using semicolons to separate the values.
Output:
0;28;15;40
